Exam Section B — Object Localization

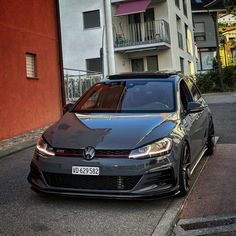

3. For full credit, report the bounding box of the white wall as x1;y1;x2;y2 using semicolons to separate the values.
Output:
60;0;196;76
59;0;105;72
167;0;196;74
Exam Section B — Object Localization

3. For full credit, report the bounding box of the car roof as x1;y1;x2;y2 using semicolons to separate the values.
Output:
107;71;181;81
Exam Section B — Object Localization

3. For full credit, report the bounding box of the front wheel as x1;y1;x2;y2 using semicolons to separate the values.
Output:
205;121;215;156
178;142;191;196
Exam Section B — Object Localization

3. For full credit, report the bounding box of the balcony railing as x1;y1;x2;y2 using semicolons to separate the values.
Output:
64;68;103;103
114;20;170;48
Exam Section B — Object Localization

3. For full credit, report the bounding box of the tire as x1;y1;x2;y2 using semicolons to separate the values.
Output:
178;142;191;196
205;121;215;156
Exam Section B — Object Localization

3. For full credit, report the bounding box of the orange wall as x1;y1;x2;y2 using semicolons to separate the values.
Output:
0;0;62;140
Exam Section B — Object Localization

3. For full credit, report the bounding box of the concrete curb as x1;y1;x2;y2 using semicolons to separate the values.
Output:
0;140;36;159
152;197;184;236
152;151;211;236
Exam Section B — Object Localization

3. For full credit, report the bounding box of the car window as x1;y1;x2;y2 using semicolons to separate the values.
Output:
73;80;176;113
180;80;192;111
185;77;201;101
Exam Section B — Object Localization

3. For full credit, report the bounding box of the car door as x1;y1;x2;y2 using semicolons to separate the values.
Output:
185;77;209;151
179;79;204;162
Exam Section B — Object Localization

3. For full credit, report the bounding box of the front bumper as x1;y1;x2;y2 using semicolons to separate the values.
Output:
28;150;180;199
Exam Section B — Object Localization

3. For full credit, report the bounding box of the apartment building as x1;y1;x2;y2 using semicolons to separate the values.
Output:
60;0;196;76
218;14;236;25
191;0;225;72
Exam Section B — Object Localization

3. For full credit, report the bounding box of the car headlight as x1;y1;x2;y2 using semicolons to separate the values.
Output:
36;136;55;156
129;138;172;159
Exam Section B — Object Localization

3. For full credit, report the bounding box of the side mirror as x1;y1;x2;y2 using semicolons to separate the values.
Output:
63;103;74;114
186;102;205;114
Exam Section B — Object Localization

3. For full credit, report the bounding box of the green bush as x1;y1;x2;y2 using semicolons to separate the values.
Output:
195;66;236;93
196;73;214;93
221;66;236;87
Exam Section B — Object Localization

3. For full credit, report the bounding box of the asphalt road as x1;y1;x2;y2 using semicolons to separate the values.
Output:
209;103;236;144
204;93;236;144
0;94;235;236
0;148;173;236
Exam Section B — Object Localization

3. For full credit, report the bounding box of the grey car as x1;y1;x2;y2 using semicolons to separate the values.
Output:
28;72;214;199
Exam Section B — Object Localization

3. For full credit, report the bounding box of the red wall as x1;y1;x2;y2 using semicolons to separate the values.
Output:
0;0;62;140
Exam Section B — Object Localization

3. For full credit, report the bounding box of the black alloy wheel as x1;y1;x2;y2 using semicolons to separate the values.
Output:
205;121;215;156
179;142;191;196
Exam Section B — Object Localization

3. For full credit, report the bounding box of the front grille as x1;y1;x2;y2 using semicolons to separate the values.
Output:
54;148;130;157
96;150;130;156
43;172;141;191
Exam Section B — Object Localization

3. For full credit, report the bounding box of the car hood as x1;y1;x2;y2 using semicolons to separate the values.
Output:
44;112;177;150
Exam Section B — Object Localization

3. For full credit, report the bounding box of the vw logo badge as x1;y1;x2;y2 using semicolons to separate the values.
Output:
83;146;96;160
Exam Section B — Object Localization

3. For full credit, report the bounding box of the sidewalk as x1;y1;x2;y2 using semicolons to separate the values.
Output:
0;125;49;159
203;92;236;104
173;144;236;235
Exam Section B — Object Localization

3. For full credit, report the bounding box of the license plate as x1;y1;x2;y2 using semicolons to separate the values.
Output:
72;166;100;176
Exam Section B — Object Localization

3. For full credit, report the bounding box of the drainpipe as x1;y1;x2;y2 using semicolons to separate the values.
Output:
56;0;66;108
102;1;108;77
104;0;116;75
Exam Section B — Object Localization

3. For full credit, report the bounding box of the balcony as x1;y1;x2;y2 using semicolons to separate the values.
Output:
113;20;171;53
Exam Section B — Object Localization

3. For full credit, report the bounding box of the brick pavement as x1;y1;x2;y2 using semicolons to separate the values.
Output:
173;144;236;235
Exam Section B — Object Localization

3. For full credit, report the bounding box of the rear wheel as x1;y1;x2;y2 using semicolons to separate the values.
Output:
205;121;215;156
179;142;191;196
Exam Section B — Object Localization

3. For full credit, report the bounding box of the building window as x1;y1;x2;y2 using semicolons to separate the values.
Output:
197;50;216;71
194;22;206;41
180;57;184;74
188;61;194;75
83;10;100;29
185;24;193;54
86;58;102;72
131;58;144;72
183;0;188;17
26;53;37;78
175;0;180;8
176;16;183;49
147;56;158;71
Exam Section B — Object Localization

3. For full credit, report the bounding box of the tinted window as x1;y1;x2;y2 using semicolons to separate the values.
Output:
83;10;100;29
180;57;184;73
131;59;144;72
147;56;158;71
185;78;201;101
86;58;102;72
73;81;175;113
180;80;192;110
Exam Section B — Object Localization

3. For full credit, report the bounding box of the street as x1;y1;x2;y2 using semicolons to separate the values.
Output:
0;93;236;236
0;147;173;236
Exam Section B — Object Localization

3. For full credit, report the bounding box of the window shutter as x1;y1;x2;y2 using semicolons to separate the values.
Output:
26;53;36;78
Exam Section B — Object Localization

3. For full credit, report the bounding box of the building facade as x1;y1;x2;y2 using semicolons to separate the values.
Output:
0;0;63;140
60;0;196;76
191;0;225;72
218;14;236;25
219;28;236;67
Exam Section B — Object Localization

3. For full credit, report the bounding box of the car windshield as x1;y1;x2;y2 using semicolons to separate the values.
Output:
73;80;175;113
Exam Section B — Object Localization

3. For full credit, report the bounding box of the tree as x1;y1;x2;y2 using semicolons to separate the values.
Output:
225;0;236;15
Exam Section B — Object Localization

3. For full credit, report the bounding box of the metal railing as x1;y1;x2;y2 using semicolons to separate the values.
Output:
114;20;170;48
64;68;103;103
